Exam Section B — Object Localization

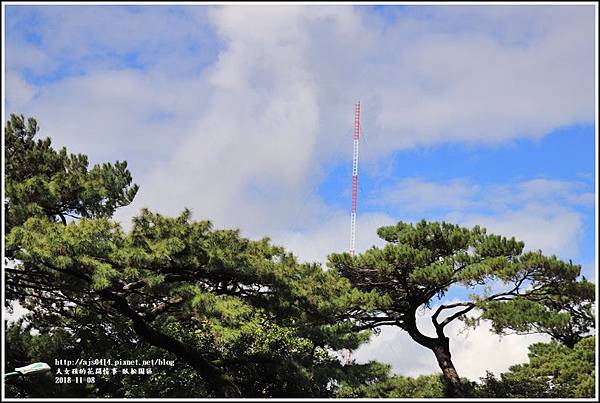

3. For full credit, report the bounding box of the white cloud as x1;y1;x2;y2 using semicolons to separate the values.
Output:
446;320;548;380
5;6;216;76
368;5;595;150
450;203;583;258
9;68;217;183
354;325;438;377
4;5;595;380
275;211;395;264
7;6;595;235
5;71;37;107
515;179;595;207
376;177;594;212
377;178;480;212
126;6;327;236
372;177;590;259
565;192;596;206
580;261;597;283
4;301;29;325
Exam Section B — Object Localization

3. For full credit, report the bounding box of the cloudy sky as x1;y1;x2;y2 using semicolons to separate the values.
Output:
4;4;596;380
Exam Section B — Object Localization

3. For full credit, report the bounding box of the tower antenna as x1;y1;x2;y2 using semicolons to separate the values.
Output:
350;101;361;256
345;101;361;366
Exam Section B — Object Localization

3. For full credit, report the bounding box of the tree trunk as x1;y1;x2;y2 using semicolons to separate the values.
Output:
431;338;465;398
405;319;465;398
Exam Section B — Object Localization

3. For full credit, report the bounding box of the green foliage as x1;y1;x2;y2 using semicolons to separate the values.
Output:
4;318;211;398
4;320;88;398
328;219;594;397
6;206;376;396
4;114;378;397
477;278;594;347
334;361;479;398
475;336;595;398
5;114;595;398
5;114;138;235
329;219;593;342
334;361;447;398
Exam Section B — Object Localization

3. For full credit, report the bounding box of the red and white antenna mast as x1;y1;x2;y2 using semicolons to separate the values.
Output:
350;101;361;256
344;102;361;367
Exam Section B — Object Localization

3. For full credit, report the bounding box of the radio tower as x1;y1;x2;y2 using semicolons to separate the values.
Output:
350;101;361;256
344;101;361;367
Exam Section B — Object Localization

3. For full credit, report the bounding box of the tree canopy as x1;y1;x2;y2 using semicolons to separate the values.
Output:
328;220;595;397
5;114;138;234
4;114;595;398
4;114;378;397
476;336;595;398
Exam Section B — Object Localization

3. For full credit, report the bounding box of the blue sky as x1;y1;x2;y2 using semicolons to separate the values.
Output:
4;4;596;379
320;123;596;267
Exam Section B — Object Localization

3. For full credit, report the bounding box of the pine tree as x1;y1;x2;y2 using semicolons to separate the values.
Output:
328;220;594;397
5;114;373;397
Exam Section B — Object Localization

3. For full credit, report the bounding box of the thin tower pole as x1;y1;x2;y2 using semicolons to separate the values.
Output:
345;101;361;366
350;101;361;256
